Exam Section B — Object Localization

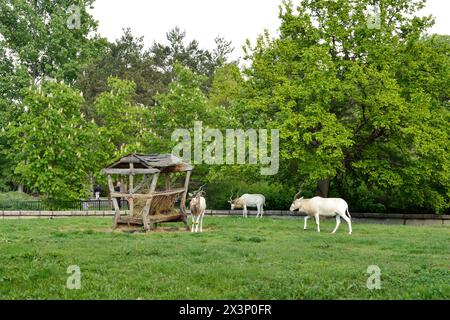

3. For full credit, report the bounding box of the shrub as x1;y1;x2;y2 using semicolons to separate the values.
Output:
203;180;297;210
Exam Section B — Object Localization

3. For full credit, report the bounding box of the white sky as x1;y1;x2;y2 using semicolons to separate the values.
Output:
89;0;450;61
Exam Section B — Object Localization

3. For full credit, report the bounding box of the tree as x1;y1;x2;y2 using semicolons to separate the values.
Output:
0;0;106;192
149;27;234;94
152;63;210;152
240;0;449;213
6;82;106;203
209;63;244;111
151;64;219;185
76;27;234;108
93;77;154;157
75;28;163;108
0;0;105;84
0;44;30;191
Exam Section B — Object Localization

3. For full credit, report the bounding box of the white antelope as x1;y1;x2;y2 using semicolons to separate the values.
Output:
189;186;207;233
229;193;265;218
289;190;352;235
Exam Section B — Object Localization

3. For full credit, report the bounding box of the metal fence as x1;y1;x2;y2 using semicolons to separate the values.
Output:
0;199;129;211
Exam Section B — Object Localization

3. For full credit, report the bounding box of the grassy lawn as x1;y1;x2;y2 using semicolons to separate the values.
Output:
0;216;448;299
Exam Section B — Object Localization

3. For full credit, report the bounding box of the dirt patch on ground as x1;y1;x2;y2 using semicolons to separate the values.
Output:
115;226;213;234
53;225;213;234
55;226;112;233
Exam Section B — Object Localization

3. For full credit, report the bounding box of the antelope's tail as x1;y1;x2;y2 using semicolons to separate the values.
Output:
346;207;351;219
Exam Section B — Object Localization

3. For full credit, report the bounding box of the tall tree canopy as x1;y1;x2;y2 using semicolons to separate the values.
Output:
93;76;154;157
239;0;449;212
0;0;448;213
6;82;106;202
0;0;106;191
76;27;234;107
0;0;105;84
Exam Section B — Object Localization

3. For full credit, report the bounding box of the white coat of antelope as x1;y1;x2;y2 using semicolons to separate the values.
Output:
289;190;352;235
229;193;266;218
189;186;207;233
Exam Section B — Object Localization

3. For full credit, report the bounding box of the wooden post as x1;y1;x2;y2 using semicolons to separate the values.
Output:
129;163;134;192
142;173;159;231
180;170;191;230
108;175;121;229
164;173;170;191
128;163;134;215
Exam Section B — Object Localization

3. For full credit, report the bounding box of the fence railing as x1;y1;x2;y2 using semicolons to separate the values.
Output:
0;199;129;211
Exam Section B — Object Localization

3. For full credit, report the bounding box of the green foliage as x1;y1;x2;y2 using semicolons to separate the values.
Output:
237;0;450;213
93;77;154;157
76;27;233;107
150;27;233;92
0;0;106;84
75;28;163;108
209;63;243;110
204;180;297;210
0;0;448;214
0;0;106;191
0;191;35;202
0;192;38;210
152;63;210;152
6;82;106;202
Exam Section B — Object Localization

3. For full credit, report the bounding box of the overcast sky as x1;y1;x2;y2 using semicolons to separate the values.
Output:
89;0;450;61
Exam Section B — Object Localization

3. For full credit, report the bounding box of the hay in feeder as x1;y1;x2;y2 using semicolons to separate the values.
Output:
130;193;180;218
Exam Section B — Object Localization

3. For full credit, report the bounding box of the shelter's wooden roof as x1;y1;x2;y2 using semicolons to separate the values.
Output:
102;153;193;175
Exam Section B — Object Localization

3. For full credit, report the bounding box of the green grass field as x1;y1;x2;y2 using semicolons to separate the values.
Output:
0;216;448;299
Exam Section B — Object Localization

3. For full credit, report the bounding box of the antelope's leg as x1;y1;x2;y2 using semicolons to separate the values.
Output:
341;213;352;235
304;216;309;230
199;213;204;232
314;214;320;232
332;215;341;234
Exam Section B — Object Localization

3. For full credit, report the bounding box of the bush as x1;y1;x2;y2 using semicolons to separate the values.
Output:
0;192;36;202
0;192;39;210
203;180;297;210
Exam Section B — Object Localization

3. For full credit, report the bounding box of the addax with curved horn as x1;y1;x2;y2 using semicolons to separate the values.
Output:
189;184;207;232
195;184;206;196
228;189;236;204
293;183;304;200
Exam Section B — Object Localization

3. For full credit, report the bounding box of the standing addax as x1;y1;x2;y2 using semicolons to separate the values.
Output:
229;193;265;218
289;188;352;234
189;185;207;232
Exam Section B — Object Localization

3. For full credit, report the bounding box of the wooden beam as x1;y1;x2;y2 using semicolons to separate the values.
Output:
131;174;147;194
180;171;191;230
110;188;185;199
180;171;191;214
129;163;134;193
107;175;114;193
142;173;160;231
102;168;160;175
164;173;170;191
108;175;121;229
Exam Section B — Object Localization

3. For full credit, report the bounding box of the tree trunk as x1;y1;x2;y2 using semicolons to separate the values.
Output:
18;184;24;193
315;179;330;198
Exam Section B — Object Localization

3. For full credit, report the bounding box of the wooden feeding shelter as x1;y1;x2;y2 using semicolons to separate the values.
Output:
102;153;193;231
